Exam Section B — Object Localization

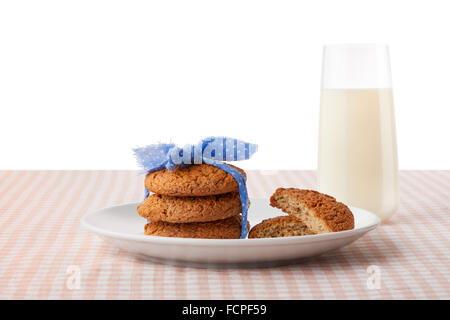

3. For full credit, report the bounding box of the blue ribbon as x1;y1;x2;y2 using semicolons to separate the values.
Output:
134;137;258;238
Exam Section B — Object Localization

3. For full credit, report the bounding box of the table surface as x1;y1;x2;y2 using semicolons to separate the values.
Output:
0;170;448;300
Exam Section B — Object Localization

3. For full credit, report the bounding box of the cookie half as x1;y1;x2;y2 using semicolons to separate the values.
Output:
144;163;246;196
270;188;354;233
144;215;250;239
137;192;242;223
248;216;314;238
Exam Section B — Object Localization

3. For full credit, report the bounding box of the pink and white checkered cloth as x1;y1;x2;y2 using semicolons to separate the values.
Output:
0;170;448;299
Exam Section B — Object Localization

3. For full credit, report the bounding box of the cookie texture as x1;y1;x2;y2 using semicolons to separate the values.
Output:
137;192;242;223
248;216;314;238
144;163;247;196
144;215;250;239
270;188;354;233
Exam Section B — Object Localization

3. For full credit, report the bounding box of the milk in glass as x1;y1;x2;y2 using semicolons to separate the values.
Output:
318;45;398;221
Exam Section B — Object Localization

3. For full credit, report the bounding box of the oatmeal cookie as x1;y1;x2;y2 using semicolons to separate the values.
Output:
144;163;246;196
137;192;242;223
144;215;249;239
248;216;314;238
270;188;354;233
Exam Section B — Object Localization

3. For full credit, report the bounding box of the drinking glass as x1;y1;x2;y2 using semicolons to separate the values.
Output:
318;44;398;221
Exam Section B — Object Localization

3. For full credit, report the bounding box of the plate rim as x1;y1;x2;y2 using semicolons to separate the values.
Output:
81;200;381;247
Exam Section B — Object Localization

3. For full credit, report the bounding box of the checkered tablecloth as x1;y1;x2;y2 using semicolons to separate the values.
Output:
0;170;448;299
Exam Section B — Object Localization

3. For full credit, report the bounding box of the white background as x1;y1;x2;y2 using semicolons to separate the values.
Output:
1;0;449;170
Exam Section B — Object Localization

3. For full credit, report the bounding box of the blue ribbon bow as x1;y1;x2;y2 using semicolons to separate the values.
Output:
133;137;258;238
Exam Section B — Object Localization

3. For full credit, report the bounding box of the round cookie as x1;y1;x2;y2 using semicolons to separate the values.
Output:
137;192;242;223
248;216;314;239
144;215;250;239
144;163;246;196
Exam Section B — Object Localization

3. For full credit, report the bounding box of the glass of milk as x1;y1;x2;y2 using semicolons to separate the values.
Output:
318;44;398;221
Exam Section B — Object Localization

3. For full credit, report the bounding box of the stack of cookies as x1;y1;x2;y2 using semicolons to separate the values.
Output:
137;163;249;239
249;188;354;238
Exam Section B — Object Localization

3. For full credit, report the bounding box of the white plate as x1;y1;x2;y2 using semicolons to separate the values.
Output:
81;198;380;267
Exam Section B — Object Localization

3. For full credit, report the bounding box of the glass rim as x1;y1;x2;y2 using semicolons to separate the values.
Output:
323;43;389;50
